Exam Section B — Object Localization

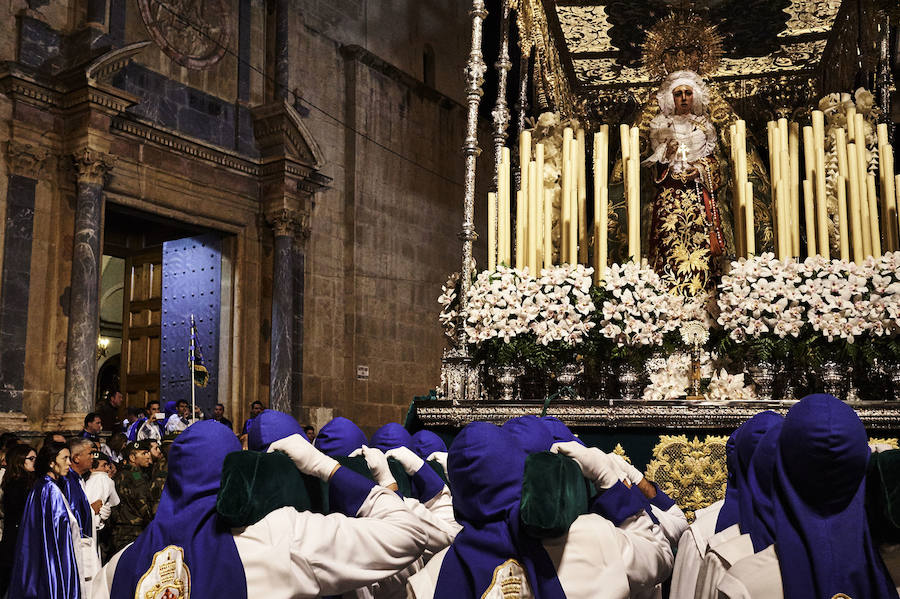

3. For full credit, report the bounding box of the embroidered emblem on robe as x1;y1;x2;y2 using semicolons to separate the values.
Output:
135;545;191;599
481;559;529;599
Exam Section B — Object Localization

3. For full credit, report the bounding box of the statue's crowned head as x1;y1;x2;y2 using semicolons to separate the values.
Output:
642;12;723;79
656;70;709;117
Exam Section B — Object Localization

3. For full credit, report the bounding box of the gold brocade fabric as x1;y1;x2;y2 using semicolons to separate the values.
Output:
648;159;724;295
644;435;729;522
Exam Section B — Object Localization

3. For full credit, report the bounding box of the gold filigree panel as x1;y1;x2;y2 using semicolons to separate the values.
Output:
518;0;576;117
780;0;842;37
644;434;729;522
716;40;828;77
555;6;614;54
573;58;652;85
870;437;900;449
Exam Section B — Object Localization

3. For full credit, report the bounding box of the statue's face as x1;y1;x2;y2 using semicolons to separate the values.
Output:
673;85;694;115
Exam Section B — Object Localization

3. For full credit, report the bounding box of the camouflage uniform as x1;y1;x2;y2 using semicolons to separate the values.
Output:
149;454;168;509
110;463;155;552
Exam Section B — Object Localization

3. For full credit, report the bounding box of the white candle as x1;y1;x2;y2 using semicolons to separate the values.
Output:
488;191;497;270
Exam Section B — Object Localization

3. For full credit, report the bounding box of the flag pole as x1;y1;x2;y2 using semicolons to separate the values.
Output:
190;314;196;427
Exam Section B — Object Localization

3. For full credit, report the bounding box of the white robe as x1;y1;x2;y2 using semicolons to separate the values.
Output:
718;543;900;598
352;487;461;599
714;545;782;599
669;499;723;599
85;471;121;534
90;484;429;598
406;509;673;599
633;502;689;599
693;525;753;599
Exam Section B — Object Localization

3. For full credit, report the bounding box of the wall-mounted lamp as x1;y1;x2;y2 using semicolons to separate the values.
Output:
97;336;110;360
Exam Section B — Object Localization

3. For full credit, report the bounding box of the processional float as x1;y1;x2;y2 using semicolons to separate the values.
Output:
429;0;900;432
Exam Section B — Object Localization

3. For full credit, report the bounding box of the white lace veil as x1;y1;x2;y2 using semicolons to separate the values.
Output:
656;70;709;117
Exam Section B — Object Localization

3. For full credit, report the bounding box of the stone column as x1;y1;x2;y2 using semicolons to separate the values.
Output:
0;142;49;429
268;209;298;412
62;148;115;428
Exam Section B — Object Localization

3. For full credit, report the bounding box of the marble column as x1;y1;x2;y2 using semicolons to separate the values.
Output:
63;149;115;426
268;210;297;412
0;142;48;428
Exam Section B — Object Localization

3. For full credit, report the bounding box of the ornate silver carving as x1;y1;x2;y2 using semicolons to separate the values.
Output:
457;0;488;355
749;361;776;402
416;399;900;429
821;360;845;398
490;365;524;401
441;348;482;405
617;363;642;401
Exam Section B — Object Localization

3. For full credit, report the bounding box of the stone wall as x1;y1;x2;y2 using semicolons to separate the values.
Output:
0;0;490;432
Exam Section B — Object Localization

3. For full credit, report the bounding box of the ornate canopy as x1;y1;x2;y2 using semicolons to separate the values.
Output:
517;0;850;118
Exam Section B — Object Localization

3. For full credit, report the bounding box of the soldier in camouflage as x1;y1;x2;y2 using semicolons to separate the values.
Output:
110;440;155;553
148;439;167;509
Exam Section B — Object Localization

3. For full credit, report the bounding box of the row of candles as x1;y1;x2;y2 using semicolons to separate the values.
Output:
764;110;899;263
487;113;900;279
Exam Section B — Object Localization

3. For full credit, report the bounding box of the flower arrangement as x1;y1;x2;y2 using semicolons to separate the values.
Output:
592;261;685;363
456;264;596;369
641;351;757;401
716;252;900;366
716;252;805;361
436;251;900;400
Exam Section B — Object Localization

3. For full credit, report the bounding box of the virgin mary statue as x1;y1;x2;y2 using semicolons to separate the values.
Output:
642;70;725;294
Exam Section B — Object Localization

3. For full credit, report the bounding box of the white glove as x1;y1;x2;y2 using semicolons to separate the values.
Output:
349;445;397;488
551;441;619;490
269;434;339;481
608;453;644;486
384;446;425;476
99;504;111;521
426;451;449;473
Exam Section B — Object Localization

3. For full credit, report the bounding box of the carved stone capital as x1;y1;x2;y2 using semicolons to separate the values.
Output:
266;208;305;238
72;148;116;185
6;141;50;179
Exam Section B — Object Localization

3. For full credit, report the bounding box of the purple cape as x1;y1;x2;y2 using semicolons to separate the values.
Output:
772;394;897;598
434;422;566;599
110;420;246;599
8;475;81;599
411;430;447;459
369;422;413;452
738;423;782;552
315;417;368;457
715;410;782;533
247;409;303;451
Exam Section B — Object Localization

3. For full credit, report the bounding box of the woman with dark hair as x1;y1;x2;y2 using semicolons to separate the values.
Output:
8;442;84;599
0;444;36;593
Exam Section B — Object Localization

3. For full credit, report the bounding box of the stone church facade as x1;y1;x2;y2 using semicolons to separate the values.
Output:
0;0;486;434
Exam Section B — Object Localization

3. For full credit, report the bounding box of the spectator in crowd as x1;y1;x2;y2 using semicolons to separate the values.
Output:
7;442;81;598
165;400;201;435
96;389;124;432
106;432;127;465
0;444;35;593
85;453;118;561
212;403;233;431
81;413;103;443
147;440;167;510
110;440;155;553
241;400;264;436
123;408;146;441
303;425;315;442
